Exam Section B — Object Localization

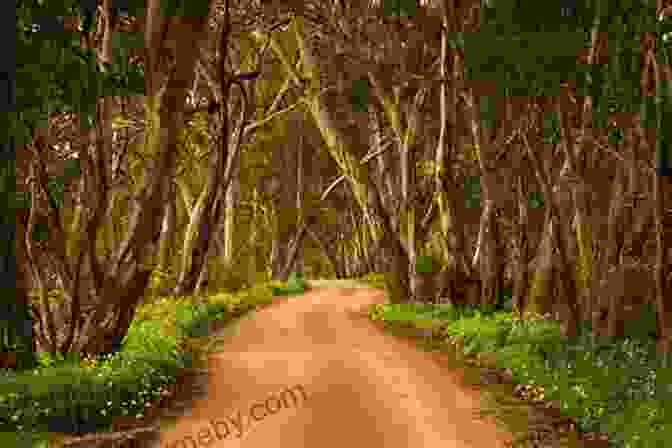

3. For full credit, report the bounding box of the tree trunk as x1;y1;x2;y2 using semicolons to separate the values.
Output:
527;212;556;318
369;181;412;302
400;123;417;299
306;228;339;278
464;91;515;309
270;217;307;282
157;182;177;270
174;153;224;296
174;10;249;296
653;152;672;361
72;6;213;356
270;232;288;280
558;101;593;331
602;161;626;337
512;174;530;316
14;191;37;370
278;223;309;281
222;160;239;270
157;180;177;276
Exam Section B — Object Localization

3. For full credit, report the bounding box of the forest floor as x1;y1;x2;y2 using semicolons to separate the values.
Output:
143;284;514;448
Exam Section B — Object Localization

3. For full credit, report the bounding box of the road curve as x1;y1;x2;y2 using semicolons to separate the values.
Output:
151;286;513;448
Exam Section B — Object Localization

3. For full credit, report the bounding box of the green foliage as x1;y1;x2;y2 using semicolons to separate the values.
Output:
160;0;211;17
542;111;562;145
350;78;370;113
271;272;307;296
383;0;417;18
464;175;481;209
368;298;670;447
481;285;514;315
13;0;145;146
1;282;280;436
367;302;477;329
45;175;65;209
415;255;435;274
61;158;80;178
467;0;663;119
623;303;659;341
288;271;306;291
30;222;49;242
527;191;544;209
34;351;82;370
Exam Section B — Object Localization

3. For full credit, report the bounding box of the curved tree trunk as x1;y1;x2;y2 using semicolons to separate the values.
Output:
512;173;530;316
174;108;245;295
602;158;626;337
157;180;177;274
73;4;214;357
14;175;37;370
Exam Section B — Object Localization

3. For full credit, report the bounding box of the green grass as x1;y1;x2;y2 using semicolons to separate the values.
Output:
1;280;287;442
271;271;308;296
367;299;672;448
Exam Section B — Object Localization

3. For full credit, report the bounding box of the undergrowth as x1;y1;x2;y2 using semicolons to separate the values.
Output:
1;280;287;446
367;298;672;448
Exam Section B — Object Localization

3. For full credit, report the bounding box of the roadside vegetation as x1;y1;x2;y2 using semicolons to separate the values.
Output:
359;272;672;448
2;279;291;446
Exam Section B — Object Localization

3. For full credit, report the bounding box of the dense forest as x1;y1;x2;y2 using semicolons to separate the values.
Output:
7;0;672;395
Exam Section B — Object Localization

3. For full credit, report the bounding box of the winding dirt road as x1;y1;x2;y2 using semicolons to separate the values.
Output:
151;285;513;448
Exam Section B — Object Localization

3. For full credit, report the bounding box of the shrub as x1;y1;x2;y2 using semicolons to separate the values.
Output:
3;281;277;436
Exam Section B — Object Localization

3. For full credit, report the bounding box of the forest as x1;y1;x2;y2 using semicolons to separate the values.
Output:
4;0;672;446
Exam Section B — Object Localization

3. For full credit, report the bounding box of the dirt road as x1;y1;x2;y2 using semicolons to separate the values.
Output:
151;285;513;448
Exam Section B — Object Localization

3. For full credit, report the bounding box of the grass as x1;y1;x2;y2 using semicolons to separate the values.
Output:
1;279;289;446
271;271;308;296
366;296;672;448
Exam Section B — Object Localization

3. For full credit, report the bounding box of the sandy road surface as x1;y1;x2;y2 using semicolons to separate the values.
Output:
151;285;513;448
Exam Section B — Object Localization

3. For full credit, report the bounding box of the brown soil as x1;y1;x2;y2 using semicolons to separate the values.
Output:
142;286;513;448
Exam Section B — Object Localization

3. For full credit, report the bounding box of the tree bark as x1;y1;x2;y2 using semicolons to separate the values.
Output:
14;185;37;369
157;180;177;275
73;3;214;357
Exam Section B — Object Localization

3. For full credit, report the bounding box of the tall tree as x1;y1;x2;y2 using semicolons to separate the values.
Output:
18;0;214;358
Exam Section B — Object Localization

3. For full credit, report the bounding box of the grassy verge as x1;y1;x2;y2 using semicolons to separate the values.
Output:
270;271;308;296
365;285;672;448
2;280;289;447
354;272;387;290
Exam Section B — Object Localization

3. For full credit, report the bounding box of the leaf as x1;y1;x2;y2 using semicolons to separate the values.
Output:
62;158;80;178
350;78;370;113
31;222;49;242
383;0;417;17
12;191;31;210
46;176;65;208
415;255;435;274
528;191;545;209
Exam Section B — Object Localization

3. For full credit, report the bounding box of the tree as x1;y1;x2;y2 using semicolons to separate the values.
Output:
16;0;214;359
